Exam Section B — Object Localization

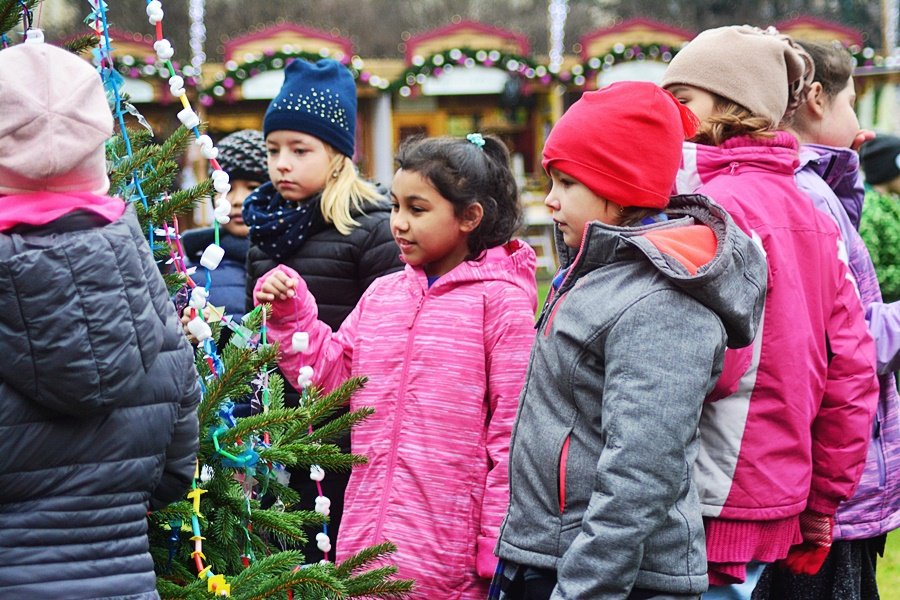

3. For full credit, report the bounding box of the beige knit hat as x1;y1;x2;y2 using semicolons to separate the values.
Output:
0;42;113;195
661;25;814;125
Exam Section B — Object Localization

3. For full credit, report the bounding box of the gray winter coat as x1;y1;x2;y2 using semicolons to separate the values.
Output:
0;205;201;599
496;195;767;599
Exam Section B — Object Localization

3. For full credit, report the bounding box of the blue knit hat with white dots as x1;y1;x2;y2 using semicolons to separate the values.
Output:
263;58;356;158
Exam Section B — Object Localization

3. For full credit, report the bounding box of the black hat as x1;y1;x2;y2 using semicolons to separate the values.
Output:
860;134;900;185
215;129;269;183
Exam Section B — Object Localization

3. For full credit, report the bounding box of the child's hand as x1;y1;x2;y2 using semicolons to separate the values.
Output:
256;270;297;303
181;305;213;344
851;129;876;152
180;306;193;337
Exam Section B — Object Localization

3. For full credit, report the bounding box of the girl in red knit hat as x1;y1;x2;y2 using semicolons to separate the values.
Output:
662;25;879;600
493;80;768;600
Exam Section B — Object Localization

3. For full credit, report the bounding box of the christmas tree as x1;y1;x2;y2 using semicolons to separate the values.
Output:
2;2;412;598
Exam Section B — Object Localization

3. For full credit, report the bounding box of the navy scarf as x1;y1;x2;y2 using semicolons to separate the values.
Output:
243;182;319;261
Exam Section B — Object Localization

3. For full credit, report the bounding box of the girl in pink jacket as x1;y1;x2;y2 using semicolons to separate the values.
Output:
254;134;537;599
662;26;879;599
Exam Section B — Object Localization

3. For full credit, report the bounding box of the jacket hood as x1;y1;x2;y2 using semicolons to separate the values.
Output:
403;239;538;309
798;143;865;229
559;194;766;348
0;204;165;416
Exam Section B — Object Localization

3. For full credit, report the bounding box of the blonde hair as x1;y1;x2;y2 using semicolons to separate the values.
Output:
320;150;384;235
692;97;776;147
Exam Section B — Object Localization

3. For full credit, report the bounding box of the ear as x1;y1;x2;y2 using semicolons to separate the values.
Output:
804;81;827;119
459;202;484;233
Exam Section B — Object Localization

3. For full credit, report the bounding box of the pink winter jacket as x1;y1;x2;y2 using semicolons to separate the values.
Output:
675;134;879;556
256;240;537;599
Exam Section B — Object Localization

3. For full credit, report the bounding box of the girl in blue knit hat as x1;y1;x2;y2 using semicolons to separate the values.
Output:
242;58;402;564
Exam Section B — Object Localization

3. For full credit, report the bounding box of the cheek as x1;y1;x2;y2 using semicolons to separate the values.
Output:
687;100;713;123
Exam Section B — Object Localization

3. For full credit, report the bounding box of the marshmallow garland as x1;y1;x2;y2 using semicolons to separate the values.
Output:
87;0;246;594
91;0;234;320
288;319;333;564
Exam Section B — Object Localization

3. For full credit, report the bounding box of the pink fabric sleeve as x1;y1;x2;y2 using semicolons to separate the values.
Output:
252;264;357;394
476;283;536;578
807;250;879;514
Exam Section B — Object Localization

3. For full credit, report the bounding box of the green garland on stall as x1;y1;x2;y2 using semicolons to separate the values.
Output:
389;47;555;95
200;49;386;106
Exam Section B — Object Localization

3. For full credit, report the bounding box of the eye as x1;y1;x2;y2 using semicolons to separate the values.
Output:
293;148;307;156
390;201;400;211
266;148;278;156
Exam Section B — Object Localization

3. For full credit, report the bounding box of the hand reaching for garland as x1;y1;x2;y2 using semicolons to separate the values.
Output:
255;270;297;304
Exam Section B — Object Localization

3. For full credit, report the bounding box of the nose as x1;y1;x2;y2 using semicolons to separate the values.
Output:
390;212;409;233
544;187;559;211
275;152;291;172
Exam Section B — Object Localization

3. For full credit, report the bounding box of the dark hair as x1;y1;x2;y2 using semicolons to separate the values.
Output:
395;134;523;257
798;40;854;99
619;206;665;227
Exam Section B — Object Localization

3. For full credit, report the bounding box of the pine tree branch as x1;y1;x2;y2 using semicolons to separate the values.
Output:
0;0;37;34
64;35;98;56
295;407;374;446
333;542;400;578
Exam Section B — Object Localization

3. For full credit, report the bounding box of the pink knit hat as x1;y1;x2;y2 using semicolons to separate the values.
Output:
0;42;113;195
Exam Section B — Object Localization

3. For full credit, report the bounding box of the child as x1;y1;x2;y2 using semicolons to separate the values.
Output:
751;40;900;600
254;134;537;598
244;58;403;559
662;25;880;599
494;81;768;600
860;134;900;195
183;129;268;317
0;41;200;596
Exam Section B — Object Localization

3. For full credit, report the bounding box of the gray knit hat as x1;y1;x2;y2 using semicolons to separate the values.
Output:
662;25;814;125
214;129;269;183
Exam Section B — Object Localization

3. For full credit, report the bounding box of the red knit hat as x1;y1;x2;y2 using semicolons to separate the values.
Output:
542;81;698;209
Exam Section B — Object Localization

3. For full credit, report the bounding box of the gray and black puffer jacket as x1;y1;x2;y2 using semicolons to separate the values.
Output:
0;205;201;599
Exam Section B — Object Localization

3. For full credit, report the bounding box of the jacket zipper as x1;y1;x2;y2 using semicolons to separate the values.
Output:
729;161;740;176
874;416;887;488
373;289;426;541
559;435;570;514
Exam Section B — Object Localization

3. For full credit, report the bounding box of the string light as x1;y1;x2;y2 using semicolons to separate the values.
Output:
188;0;206;77
548;0;568;74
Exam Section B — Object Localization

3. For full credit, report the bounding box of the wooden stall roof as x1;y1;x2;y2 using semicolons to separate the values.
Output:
580;18;694;59
222;22;354;62
775;16;864;47
404;19;530;63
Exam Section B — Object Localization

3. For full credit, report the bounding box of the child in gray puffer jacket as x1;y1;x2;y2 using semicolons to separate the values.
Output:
0;40;200;599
